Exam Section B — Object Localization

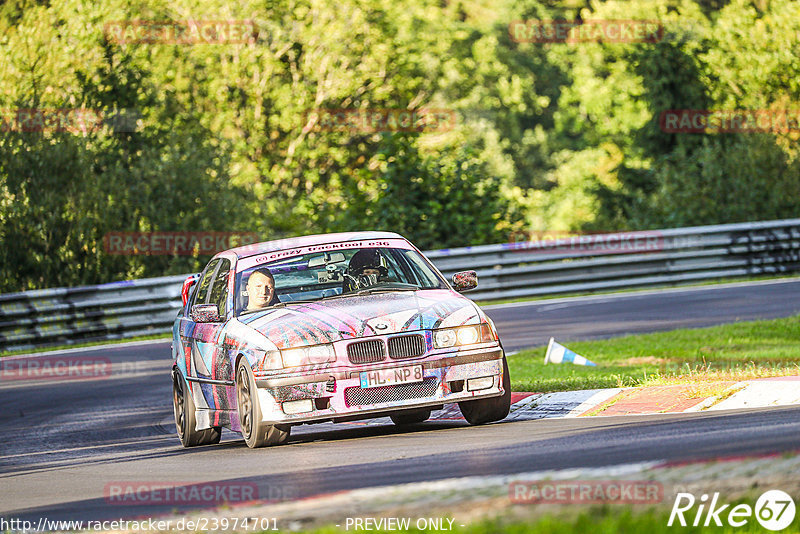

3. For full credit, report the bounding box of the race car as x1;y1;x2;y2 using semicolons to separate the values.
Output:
172;231;510;448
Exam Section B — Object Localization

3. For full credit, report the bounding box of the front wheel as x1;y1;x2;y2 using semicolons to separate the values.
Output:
236;359;291;448
173;370;221;447
458;356;511;425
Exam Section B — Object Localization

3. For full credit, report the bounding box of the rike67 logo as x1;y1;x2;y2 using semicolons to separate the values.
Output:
669;490;796;531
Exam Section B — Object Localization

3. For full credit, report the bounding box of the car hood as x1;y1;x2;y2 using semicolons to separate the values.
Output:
237;289;480;349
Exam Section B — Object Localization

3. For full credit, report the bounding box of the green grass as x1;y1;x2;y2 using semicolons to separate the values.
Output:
0;332;170;358
279;505;777;534
508;314;800;392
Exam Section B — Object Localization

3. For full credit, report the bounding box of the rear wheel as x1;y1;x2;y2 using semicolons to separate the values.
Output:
236;359;291;448
390;408;431;426
172;370;221;447
458;356;511;425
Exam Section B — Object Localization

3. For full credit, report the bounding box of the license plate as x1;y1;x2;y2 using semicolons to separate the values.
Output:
359;365;423;389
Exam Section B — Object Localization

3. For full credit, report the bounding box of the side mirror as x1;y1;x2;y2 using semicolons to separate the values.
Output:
181;273;201;306
451;270;478;292
191;304;222;323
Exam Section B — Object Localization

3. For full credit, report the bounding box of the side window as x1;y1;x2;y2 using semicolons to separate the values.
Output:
193;259;220;307
208;259;231;318
390;249;421;286
379;250;404;283
399;249;442;288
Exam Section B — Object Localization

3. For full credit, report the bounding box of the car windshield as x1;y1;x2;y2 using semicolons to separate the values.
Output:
236;246;446;315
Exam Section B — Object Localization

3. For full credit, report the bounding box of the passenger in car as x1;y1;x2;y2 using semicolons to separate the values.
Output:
244;268;280;311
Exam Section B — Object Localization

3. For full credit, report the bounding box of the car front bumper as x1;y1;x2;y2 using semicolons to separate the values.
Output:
253;346;505;425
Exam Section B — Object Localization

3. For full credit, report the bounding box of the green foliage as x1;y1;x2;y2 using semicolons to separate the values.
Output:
1;0;799;292
537;0;800;231
0;2;247;290
338;136;524;249
646;135;800;227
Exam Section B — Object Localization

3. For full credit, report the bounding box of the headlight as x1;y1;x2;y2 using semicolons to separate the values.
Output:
281;343;335;368
457;326;479;345
433;326;482;349
434;329;458;348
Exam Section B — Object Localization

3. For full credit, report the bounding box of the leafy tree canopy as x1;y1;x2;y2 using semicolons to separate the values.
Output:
1;0;797;291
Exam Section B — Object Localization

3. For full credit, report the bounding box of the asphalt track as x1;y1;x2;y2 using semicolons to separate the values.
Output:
2;279;800;523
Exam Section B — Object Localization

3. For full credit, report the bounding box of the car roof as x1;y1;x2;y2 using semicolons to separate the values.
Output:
228;231;406;259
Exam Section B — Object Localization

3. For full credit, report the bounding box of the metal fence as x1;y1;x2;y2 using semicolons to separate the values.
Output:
0;276;187;353
429;218;800;301
2;219;799;352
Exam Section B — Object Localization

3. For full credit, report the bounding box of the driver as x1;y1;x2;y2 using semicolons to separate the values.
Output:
244;268;280;311
344;249;388;291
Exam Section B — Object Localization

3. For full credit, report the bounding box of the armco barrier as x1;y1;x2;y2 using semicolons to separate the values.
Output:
0;276;186;353
429;219;800;301
1;219;799;352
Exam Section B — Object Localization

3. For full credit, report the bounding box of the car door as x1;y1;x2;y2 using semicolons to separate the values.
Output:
204;258;237;412
180;258;235;426
177;258;219;380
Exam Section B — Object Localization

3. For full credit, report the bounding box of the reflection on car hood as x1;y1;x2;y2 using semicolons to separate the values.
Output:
237;290;479;349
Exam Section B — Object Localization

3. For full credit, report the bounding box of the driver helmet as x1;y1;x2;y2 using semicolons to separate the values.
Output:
346;249;388;278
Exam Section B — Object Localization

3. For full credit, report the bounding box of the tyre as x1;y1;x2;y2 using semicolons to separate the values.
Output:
236;359;291;448
458;356;511;425
172;370;221;447
390;408;432;426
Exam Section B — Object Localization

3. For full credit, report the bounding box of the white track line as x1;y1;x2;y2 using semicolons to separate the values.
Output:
481;277;800;310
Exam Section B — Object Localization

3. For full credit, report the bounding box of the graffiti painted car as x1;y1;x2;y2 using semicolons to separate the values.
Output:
172;231;510;448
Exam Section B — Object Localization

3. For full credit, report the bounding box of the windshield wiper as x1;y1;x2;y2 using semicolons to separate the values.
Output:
272;298;326;308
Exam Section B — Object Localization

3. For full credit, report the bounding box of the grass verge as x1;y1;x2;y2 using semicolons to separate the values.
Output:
508;314;800;392
285;505;774;534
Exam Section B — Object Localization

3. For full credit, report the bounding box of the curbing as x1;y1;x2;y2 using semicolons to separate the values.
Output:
322;376;800;427
425;376;800;422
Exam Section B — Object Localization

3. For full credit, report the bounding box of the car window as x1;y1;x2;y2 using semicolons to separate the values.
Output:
208;258;231;318
193;258;220;307
236;247;446;315
398;249;442;287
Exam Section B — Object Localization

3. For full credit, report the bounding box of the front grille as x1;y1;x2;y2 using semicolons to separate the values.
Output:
388;334;426;359
347;339;385;364
345;378;439;406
